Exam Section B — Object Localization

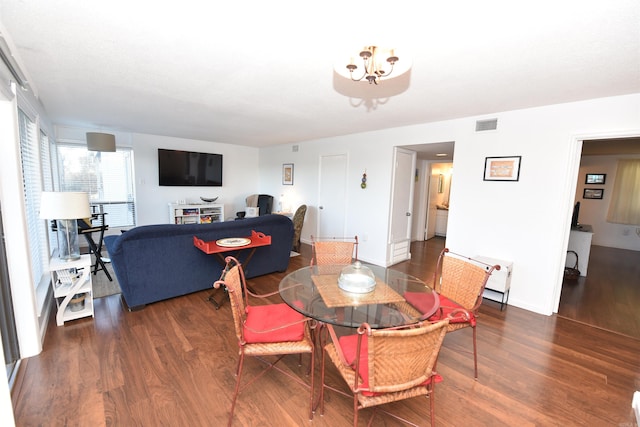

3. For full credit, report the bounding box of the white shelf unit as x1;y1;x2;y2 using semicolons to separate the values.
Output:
49;254;94;326
169;203;225;225
476;256;513;311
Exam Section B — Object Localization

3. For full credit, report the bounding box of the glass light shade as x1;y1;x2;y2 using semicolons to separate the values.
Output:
86;132;116;152
40;192;91;261
338;261;376;293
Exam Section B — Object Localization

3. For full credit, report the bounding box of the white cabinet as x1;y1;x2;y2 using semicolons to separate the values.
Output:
476;256;513;311
435;209;448;236
169;203;225;224
567;225;593;277
49;254;94;326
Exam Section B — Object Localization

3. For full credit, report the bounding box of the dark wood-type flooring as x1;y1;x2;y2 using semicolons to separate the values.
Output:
11;238;640;426
558;244;640;339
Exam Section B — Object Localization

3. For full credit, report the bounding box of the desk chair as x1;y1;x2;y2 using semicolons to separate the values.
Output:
291;204;307;252
77;213;112;281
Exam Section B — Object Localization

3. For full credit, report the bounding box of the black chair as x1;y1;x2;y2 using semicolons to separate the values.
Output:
236;194;274;219
256;194;274;215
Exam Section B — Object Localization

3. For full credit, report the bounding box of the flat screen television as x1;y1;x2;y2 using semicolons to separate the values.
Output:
571;201;580;228
158;149;223;186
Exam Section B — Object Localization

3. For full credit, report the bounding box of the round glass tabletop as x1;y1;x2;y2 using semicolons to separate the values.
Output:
278;263;439;329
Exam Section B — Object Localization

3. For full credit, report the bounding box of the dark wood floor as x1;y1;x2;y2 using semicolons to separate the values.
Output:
558;244;640;339
11;238;640;426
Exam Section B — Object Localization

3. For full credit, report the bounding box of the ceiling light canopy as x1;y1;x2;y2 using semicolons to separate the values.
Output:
335;46;411;85
86;132;116;152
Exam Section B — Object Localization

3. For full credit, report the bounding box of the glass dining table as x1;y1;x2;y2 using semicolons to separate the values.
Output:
278;263;440;329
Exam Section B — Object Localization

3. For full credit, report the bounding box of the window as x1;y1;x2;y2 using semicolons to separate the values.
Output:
607;159;640;225
17;108;48;289
56;144;136;228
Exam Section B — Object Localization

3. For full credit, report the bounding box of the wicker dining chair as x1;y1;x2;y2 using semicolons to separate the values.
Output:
320;320;449;427
291;204;307;253
310;235;358;266
213;256;315;426
407;248;498;380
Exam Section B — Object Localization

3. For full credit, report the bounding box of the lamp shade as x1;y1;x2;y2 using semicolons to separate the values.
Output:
86;132;116;152
39;192;91;220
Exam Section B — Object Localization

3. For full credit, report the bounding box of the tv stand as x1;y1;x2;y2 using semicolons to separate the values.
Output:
168;203;224;225
567;224;593;277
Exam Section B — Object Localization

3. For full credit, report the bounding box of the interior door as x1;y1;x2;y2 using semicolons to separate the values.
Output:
318;153;348;238
426;168;438;239
388;148;416;264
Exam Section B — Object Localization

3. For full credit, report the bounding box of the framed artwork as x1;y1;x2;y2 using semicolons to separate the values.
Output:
583;188;604;199
282;163;294;185
585;173;606;184
483;156;521;181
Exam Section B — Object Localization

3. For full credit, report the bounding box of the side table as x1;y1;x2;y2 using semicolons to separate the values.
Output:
49;254;94;326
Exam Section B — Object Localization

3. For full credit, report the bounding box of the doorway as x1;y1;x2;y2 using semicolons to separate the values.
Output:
557;136;640;337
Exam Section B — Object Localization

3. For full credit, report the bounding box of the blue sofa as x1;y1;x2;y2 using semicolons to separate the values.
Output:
104;214;294;309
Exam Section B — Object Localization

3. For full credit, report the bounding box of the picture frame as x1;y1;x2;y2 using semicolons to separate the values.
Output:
583;188;604;199
282;163;294;185
585;173;606;184
483;156;521;181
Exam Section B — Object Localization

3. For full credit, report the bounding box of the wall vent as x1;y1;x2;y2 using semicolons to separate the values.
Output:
475;118;498;132
292;144;299;152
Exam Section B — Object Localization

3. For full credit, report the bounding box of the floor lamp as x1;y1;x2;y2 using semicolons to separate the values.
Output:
40;192;91;261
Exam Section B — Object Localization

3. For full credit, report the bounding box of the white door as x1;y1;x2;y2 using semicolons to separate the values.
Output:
318;153;348;238
426;168;438;239
388;148;416;264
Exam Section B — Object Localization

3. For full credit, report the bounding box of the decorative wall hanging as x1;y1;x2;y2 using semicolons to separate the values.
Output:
483;156;521;181
585;173;606;184
361;171;367;189
583;188;604;199
282;163;294;185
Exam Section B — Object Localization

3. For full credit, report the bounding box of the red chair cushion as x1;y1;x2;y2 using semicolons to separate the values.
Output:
338;334;442;396
427;294;476;326
403;291;438;316
243;303;305;343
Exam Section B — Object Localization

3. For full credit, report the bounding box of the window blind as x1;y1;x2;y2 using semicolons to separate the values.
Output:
57;143;136;228
18;108;46;290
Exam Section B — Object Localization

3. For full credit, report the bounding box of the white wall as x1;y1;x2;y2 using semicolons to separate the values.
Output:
258;93;640;316
131;133;260;225
258;134;397;265
54;127;262;226
576;154;640;251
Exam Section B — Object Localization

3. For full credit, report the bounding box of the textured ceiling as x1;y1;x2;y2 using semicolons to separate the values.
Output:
1;1;639;148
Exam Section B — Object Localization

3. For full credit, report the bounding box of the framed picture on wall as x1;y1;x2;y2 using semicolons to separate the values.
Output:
585;173;606;184
483;156;521;181
583;188;604;199
282;163;294;185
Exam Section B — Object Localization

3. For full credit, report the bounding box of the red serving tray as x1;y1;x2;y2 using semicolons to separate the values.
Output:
193;230;271;254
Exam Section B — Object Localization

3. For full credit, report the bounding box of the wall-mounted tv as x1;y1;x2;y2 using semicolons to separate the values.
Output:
158;149;223;186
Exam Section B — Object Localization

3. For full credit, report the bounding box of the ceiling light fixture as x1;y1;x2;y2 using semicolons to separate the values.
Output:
336;46;410;85
86;132;116;152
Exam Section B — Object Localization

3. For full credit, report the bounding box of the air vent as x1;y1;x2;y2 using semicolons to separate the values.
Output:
475;118;498;132
292;145;299;152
